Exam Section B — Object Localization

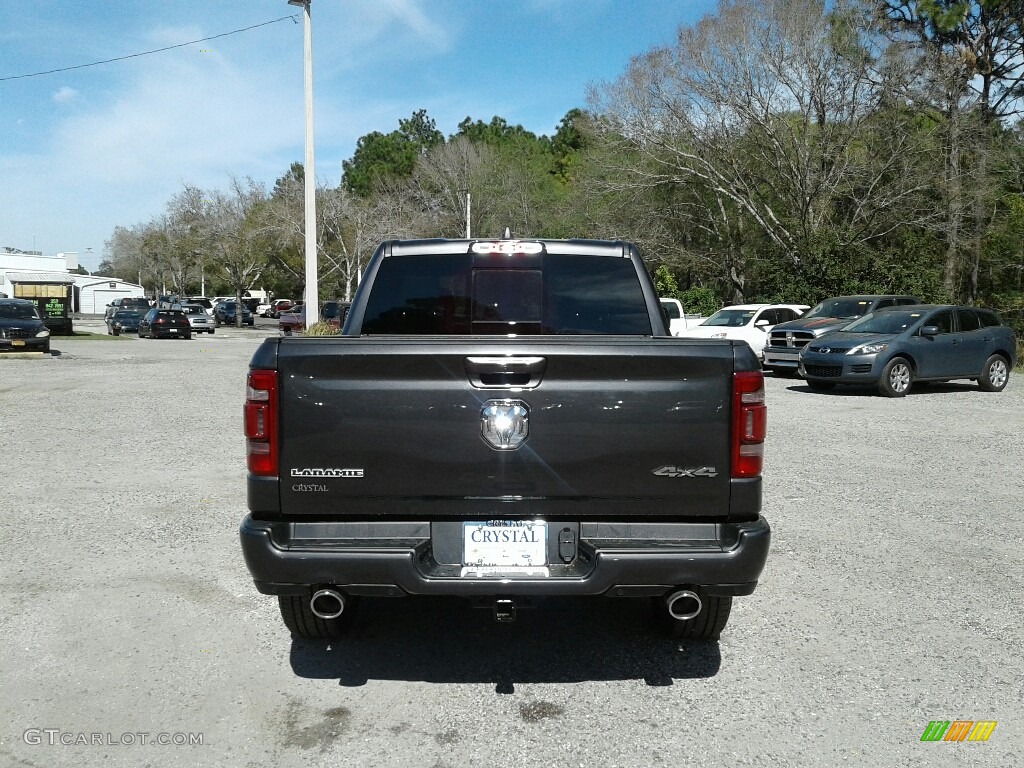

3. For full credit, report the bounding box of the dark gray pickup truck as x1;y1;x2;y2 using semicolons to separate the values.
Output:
240;237;770;641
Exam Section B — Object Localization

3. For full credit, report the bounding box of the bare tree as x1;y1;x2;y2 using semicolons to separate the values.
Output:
164;184;211;298
207;177;268;325
882;0;1024;300
261;171;376;302
588;0;937;288
406;137;493;237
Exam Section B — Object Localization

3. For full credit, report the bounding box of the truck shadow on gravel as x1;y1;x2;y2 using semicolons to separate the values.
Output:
289;596;720;691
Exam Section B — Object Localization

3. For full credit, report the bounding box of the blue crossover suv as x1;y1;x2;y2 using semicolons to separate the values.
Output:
799;305;1017;397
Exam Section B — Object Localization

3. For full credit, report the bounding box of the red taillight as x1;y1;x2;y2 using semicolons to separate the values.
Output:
244;369;278;476
732;370;766;478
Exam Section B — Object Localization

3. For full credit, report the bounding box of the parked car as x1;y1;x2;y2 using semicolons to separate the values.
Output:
322;300;351;329
676;303;809;359
799;305;1017;397
139;308;192;339
112;297;151;312
214;301;254;327
278;305;307;335
240;297;261;314
763;295;920;374
266;299;295;318
105;309;144;336
185;296;214;315
210;296;234;315
659;298;705;336
278;302;348;334
0;298;50;353
182;304;215;334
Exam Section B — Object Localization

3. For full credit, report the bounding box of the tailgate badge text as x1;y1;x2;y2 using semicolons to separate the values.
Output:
291;468;364;478
652;465;718;478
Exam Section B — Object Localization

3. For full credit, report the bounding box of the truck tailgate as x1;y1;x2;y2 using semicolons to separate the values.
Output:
271;337;735;520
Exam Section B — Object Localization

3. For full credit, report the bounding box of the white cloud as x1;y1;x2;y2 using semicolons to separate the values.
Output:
52;86;80;103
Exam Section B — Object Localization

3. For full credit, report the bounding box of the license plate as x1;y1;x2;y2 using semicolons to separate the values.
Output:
462;520;547;576
167;328;178;333
12;340;25;347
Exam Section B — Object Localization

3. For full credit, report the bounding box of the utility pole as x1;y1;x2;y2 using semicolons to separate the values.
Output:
288;0;318;328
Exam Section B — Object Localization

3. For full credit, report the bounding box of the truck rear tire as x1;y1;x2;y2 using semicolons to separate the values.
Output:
657;595;732;640
278;594;357;640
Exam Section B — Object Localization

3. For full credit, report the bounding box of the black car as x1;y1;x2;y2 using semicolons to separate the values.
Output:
105;310;144;336
112;297;152;312
799;305;1017;396
214;301;254;327
139;308;192;339
0;298;51;353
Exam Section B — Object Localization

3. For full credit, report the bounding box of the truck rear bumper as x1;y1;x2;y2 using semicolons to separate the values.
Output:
239;515;770;598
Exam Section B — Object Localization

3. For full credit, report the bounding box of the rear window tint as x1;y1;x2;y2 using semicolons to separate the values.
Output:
976;310;1002;327
956;309;981;332
360;253;652;335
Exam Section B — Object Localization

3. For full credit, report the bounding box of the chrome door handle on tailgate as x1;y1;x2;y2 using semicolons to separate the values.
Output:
464;356;547;388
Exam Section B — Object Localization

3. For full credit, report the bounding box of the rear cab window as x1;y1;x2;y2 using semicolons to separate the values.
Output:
360;250;653;335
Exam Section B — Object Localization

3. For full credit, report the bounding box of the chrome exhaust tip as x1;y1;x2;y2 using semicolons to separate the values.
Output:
310;589;345;620
665;590;702;621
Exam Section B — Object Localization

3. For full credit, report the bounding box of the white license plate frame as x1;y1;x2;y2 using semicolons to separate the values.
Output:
462;520;547;574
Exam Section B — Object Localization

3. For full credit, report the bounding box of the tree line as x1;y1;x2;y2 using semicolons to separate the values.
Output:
102;0;1023;332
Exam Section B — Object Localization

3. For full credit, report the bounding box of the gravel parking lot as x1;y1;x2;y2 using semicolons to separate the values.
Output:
2;332;1021;767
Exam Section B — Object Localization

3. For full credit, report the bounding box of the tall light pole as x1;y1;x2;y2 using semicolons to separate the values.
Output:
289;0;318;328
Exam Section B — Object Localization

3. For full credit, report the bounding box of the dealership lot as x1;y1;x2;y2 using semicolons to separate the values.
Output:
1;337;1021;767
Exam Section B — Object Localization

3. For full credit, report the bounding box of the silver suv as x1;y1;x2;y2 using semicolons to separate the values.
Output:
762;295;919;375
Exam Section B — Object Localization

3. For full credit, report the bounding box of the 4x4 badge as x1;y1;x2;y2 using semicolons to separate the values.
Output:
652;466;718;478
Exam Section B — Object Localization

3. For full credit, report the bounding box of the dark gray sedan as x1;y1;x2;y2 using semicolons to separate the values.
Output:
105;310;144;336
799;305;1017;397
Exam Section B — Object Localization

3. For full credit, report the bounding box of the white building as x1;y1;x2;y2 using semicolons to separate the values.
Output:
0;247;144;314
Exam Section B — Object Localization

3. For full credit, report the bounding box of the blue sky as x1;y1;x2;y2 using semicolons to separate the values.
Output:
0;0;713;271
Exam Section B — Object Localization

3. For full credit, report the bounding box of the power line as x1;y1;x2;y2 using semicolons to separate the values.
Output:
0;15;298;82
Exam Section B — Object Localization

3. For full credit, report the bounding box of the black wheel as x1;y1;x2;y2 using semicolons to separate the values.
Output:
42;340;50;354
209;329;215;335
979;354;1010;392
112;328;120;336
878;357;913;397
184;332;192;340
656;595;732;641
215;317;221;327
806;379;835;392
278;594;358;640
